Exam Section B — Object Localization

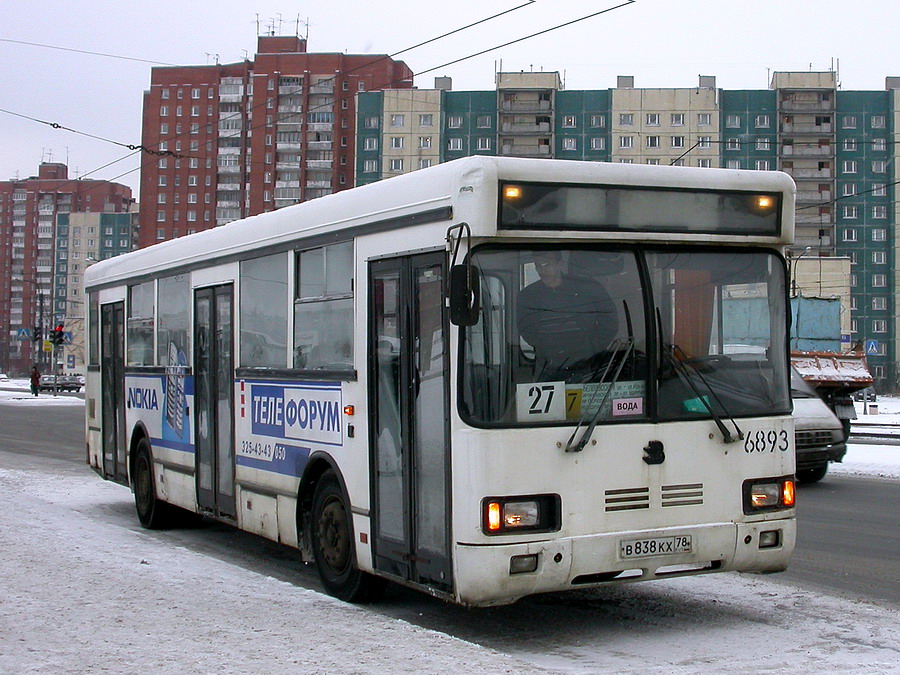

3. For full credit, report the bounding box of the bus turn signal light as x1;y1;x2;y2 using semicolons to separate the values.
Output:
782;479;795;507
487;501;502;531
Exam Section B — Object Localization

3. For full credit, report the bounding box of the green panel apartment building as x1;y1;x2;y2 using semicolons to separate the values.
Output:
356;71;898;389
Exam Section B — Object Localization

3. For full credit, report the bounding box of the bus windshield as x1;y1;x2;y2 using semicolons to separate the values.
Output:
459;246;790;427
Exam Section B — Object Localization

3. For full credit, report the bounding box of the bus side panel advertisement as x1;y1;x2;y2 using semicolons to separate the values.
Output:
125;374;193;453
235;380;343;477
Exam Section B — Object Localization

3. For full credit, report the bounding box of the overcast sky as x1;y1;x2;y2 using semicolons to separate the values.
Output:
2;0;898;194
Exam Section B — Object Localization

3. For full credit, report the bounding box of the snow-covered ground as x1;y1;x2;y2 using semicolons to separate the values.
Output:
1;380;899;673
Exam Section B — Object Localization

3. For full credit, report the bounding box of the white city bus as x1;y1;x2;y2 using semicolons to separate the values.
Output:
85;156;797;607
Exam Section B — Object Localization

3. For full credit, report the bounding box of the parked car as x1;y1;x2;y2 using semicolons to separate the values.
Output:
791;368;846;483
0;372;9;381
39;374;83;392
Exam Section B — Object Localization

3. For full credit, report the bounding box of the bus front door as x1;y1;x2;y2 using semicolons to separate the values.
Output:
100;301;127;484
194;285;236;519
370;252;452;593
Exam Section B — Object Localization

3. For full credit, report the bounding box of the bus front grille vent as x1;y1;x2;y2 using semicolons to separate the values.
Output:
661;483;704;507
604;487;650;512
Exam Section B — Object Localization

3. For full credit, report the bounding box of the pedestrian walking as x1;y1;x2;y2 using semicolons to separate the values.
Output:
30;366;40;397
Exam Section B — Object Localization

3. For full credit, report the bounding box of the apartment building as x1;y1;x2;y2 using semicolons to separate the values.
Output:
355;70;899;389
138;35;413;248
0;162;134;375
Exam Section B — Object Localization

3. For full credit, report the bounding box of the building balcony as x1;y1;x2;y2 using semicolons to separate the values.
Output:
787;168;832;179
795;212;833;225
218;93;244;104
307;141;332;151
218;128;242;138
305;160;332;170
278;104;303;113
305;180;332;188
279;86;303;96
217;183;241;192
276;141;302;150
216;200;241;209
276;161;300;170
275;180;301;189
500;121;551;133
781;145;833;157
309;84;334;94
500;144;552;157
797;190;832;202
218;146;241;155
780;100;834;113
501;100;551;112
780;123;833;134
307;123;333;132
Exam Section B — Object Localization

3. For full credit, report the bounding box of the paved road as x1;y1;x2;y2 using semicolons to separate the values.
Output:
2;401;898;610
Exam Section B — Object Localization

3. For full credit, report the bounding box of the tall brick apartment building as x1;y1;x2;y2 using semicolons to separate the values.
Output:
138;35;413;247
0;162;133;374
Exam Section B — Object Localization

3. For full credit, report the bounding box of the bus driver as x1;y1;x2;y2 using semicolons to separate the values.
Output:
517;250;619;382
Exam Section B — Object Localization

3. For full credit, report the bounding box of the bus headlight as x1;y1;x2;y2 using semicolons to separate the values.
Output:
482;494;561;535
742;476;796;514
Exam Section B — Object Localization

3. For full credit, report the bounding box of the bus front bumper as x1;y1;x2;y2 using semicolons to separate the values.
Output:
454;519;796;607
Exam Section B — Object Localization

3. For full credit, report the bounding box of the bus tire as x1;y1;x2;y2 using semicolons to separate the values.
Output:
133;439;176;529
311;471;386;603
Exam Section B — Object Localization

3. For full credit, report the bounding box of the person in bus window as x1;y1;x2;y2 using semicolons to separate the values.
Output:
517;250;619;382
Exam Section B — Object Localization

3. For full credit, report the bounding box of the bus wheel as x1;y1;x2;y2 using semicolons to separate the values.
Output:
133;439;174;529
311;472;386;603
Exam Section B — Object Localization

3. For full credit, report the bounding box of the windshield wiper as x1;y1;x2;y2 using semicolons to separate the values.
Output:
565;300;635;453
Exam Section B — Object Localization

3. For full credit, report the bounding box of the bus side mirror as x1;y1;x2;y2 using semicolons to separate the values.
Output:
449;265;480;326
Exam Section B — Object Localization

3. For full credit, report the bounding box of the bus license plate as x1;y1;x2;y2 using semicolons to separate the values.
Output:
620;535;692;559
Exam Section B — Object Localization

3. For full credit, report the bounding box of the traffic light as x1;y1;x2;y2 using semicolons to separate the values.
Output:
52;323;65;346
33;325;42;342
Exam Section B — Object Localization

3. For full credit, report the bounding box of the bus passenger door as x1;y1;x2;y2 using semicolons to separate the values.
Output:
369;253;452;593
100;301;127;483
194;285;236;519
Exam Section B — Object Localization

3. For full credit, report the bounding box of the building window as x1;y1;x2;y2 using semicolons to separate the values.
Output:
619;113;633;126
755;114;770;128
843;205;858;219
157;194;167;204
842;183;856;197
619;136;633;149
447;115;463;129
590;114;606;128
561;115;577;128
670;136;685;149
670;113;684;126
156;212;165;223
364;116;379;129
871;115;886;129
475;115;491;129
619;159;634;164
842;115;857;129
188;175;198;187
843;138;857;151
697;159;711;168
872;251;887;265
419;159;432;169
176;106;183;116
646;136;660;148
447;137;463;151
873;183;886;197
843;228;857;242
698;113;711;126
873;205;887;219
563;137;577;150
872;320;887;334
362;137;377;151
726;160;741;169
390;136;403;149
725;114;741;128
843;160;857;174
646;159;660;165
187;210;197;222
191;105;199;117
418;136;432;149
872;138;886;151
161;89;170;100
419;113;433;127
390;114;405;127
646;113;660;126
590;137;606;150
756;138;770;151
188;193;197;204
698;136;711;148
160;106;169;116
872;228;886;241
872;296;887;310
725;138;740;150
872;160;887;173
476;137;492;151
158;176;167;187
